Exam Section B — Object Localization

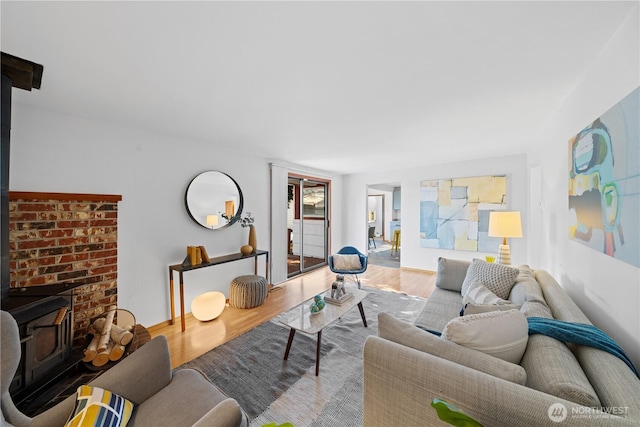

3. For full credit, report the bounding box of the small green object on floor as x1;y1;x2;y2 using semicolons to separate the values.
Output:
431;398;483;427
262;423;294;427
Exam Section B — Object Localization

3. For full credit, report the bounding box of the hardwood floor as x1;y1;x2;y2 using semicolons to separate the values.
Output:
149;264;436;368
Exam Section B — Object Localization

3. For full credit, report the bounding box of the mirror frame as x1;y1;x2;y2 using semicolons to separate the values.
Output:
184;171;244;230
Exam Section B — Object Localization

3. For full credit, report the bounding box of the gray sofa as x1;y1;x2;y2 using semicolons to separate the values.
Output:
363;259;640;426
1;310;248;427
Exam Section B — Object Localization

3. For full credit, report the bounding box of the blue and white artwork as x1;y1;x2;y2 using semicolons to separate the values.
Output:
420;175;506;251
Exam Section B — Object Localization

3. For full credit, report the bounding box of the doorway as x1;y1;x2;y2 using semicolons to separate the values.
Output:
367;183;401;268
287;176;329;277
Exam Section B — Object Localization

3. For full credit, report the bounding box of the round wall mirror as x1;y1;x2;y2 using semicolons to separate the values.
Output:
185;171;244;229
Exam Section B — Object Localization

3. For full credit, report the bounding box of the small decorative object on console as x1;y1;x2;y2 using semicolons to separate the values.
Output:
240;212;257;253
184;246;211;266
187;245;202;266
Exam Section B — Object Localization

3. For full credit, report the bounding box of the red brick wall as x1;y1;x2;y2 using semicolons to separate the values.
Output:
9;192;122;347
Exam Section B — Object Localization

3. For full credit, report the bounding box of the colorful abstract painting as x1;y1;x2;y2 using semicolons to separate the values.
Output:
420;175;506;251
568;87;640;268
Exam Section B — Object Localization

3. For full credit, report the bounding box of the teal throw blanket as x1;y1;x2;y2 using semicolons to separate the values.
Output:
528;317;639;379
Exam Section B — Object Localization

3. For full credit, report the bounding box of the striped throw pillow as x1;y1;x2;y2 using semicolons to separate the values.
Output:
65;385;134;427
464;279;511;305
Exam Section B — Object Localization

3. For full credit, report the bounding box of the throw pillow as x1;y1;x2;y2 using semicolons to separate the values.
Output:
441;309;529;364
435;258;471;292
65;385;134;427
460;259;519;300
462;302;521;315
463;279;511;305
332;254;362;271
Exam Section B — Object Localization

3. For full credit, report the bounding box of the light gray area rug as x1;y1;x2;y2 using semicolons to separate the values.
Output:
178;287;426;426
367;243;392;253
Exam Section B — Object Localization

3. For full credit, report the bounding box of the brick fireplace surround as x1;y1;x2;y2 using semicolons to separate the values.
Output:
9;191;122;347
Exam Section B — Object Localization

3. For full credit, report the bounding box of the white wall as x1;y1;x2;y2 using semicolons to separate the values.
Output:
344;154;528;272
341;6;640;367
8;104;341;327
528;6;640;366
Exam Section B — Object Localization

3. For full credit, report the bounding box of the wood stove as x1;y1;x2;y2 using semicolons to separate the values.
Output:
4;282;86;406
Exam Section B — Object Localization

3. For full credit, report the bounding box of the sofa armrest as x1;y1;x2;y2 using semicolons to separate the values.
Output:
89;335;173;404
30;399;75;427
192;398;249;427
29;337;172;427
363;336;633;427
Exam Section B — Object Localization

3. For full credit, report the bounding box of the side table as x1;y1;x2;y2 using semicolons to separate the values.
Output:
168;249;270;332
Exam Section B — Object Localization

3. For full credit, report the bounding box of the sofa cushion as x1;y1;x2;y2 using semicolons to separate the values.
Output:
65;385;134;427
441;309;528;364
521;334;601;408
461;259;519;299
378;313;526;385
435;257;470;292
509;266;552;318
332;254;362;271
513;270;602;408
535;270;640;414
414;287;462;333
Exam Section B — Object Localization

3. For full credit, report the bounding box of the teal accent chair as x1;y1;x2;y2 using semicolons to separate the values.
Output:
329;246;368;289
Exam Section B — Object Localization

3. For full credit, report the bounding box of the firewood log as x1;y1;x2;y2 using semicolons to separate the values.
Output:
110;324;134;346
97;308;116;353
109;344;126;361
93;341;113;367
92;317;134;345
92;317;134;346
93;317;106;331
82;333;100;362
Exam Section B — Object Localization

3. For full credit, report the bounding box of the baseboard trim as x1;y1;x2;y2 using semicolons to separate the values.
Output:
147;312;195;333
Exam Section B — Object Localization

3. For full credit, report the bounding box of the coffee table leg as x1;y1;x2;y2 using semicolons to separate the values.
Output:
284;329;296;360
316;330;322;376
358;302;368;327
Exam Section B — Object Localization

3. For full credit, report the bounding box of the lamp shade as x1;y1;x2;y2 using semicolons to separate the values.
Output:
488;211;522;239
206;215;219;227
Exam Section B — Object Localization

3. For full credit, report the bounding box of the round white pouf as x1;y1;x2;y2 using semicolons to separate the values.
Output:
191;291;226;321
229;275;268;309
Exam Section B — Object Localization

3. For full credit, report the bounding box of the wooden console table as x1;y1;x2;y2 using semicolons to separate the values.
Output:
168;250;269;332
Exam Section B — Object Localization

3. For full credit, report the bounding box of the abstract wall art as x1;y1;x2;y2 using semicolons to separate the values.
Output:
568;87;640;268
420;175;506;251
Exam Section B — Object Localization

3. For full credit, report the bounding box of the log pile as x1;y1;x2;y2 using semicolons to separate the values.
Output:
82;306;134;367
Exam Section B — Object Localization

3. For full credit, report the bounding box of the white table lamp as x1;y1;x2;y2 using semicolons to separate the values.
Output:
206;214;219;229
488;211;522;265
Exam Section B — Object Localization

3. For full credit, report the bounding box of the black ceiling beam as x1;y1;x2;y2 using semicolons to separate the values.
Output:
1;52;44;91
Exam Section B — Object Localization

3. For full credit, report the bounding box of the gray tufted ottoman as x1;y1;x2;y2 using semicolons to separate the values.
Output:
229;275;268;308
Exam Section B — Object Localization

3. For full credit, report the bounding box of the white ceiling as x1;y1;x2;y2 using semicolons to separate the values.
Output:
1;1;636;175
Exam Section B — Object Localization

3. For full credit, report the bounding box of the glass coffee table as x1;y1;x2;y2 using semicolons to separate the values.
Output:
278;288;368;376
